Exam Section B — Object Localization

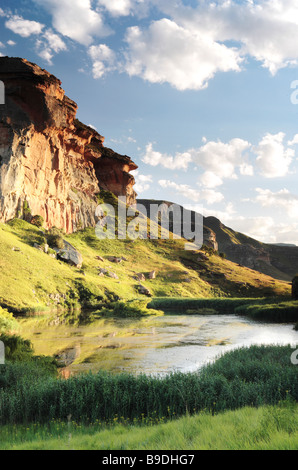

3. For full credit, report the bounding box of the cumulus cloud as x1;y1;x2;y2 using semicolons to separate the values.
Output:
193;138;251;183
165;0;298;76
255;132;294;178
142;143;192;171
256;188;298;219
124;19;242;91
97;0;133;17
34;0;111;45
158;180;224;205
132;171;153;193
36;30;67;65
5;15;44;37
88;44;116;78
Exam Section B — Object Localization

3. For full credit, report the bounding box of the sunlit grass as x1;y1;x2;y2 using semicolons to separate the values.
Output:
1;404;297;450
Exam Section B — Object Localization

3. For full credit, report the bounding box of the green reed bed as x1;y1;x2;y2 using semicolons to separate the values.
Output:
0;345;297;425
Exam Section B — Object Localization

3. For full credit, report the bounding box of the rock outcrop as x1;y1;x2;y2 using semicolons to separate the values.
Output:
0;57;137;233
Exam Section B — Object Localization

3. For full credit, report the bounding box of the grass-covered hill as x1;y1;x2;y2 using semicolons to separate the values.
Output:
0;215;291;313
138;199;298;282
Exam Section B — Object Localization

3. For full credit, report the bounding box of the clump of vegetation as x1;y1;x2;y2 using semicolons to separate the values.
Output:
0;307;18;334
22;201;32;222
235;301;298;323
31;215;44;228
47;227;65;250
99;300;163;318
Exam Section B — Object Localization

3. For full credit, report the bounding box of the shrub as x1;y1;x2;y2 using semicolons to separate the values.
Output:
0;307;18;334
47;234;64;250
22;201;32;222
0;334;34;362
31;215;44;228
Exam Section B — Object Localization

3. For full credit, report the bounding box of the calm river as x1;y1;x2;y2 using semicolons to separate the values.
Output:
20;313;298;376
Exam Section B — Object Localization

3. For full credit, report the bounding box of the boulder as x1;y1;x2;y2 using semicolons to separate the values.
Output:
136;273;146;282
58;241;83;268
107;256;123;264
108;272;119;280
149;270;157;280
138;285;152;297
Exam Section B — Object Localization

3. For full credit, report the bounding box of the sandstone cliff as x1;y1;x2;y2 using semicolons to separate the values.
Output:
0;57;137;233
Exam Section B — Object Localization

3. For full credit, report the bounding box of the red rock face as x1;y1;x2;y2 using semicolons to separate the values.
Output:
0;57;137;233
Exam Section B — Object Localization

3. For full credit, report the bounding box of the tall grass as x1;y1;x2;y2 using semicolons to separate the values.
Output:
0;345;297;425
1;403;297;450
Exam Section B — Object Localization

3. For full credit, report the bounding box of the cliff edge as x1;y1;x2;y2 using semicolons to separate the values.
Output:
0;57;137;233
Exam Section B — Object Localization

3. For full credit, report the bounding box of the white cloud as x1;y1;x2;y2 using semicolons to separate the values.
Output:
5;15;44;37
256;188;298;219
143;143;192;171
88;44;116;78
192;138;251;183
288;134;298;146
199;171;223;189
165;0;298;76
34;0;111;45
124;18;242;91
43;30;67;54
239;163;254;177
158;180;224;205
7;40;16;46
98;0;132;17
255;132;294;178
132;171;153;193
36;30;67;65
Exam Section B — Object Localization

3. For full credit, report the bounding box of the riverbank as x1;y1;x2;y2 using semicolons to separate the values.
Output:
1;345;297;425
149;297;298;323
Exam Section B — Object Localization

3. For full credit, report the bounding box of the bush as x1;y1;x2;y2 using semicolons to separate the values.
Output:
0;334;34;362
47;234;64;250
22;201;32;222
31;215;44;228
0;308;18;334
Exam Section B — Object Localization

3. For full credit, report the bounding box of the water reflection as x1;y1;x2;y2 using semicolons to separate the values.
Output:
21;314;298;376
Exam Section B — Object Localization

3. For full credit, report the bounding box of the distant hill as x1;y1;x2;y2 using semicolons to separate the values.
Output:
138;199;298;282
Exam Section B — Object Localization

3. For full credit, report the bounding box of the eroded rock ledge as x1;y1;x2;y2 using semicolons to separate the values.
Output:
0;57;137;233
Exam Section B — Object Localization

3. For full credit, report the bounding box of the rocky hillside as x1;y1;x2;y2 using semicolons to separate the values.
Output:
138;199;298;282
205;216;298;282
0;57;137;233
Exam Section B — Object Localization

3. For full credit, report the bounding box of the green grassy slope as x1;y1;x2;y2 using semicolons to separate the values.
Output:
0;218;291;312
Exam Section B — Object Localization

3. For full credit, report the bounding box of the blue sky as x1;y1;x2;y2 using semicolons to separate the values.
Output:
1;0;298;244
